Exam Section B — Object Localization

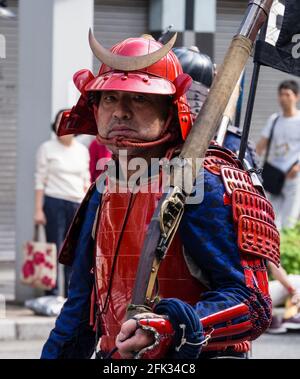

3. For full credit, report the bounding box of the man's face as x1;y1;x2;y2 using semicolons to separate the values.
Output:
278;89;299;111
94;90;170;154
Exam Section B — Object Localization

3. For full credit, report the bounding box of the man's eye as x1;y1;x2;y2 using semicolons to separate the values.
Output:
133;95;147;103
104;96;116;103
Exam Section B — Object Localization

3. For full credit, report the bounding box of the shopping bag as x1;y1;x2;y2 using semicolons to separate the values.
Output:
21;225;57;290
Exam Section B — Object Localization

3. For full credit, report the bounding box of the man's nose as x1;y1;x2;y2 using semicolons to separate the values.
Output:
112;100;132;121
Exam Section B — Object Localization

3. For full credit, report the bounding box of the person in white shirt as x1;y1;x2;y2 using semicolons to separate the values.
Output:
257;81;300;333
34;109;91;297
257;80;300;230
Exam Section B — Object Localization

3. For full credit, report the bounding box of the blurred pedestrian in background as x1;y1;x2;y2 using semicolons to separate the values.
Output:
257;81;300;333
257;80;300;230
34;109;90;297
267;262;300;333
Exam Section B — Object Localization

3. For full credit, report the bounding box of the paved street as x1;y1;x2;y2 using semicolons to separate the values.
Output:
251;332;300;359
0;333;299;359
0;339;44;359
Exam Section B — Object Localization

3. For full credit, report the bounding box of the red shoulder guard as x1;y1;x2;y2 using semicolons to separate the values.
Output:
198;147;279;351
204;146;280;269
204;146;243;175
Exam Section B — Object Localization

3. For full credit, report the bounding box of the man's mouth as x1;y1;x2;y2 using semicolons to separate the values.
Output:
108;125;136;138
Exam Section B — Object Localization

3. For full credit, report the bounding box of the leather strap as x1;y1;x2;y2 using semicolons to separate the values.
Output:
263;115;279;166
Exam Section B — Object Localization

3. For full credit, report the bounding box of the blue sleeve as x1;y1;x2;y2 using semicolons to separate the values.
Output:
41;189;100;359
155;170;271;358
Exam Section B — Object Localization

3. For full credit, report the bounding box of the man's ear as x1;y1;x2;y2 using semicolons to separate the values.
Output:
91;92;102;119
93;102;99;121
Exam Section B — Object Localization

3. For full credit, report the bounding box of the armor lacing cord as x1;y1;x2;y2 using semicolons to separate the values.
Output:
175;324;214;352
89;285;96;327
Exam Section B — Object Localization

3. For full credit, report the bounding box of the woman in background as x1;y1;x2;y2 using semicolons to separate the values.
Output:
34;109;90;297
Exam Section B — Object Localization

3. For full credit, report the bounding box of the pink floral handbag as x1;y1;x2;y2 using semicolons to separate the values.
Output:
21;225;57;290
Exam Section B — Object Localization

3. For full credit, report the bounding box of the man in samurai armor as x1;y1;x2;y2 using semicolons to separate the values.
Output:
41;32;279;359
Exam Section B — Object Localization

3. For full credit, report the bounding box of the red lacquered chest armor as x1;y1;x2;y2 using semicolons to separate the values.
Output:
95;181;206;353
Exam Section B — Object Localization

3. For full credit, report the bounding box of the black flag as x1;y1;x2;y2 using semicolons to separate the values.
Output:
254;0;300;77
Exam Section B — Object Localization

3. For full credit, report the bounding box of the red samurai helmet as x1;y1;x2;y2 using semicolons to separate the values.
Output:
57;30;193;142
